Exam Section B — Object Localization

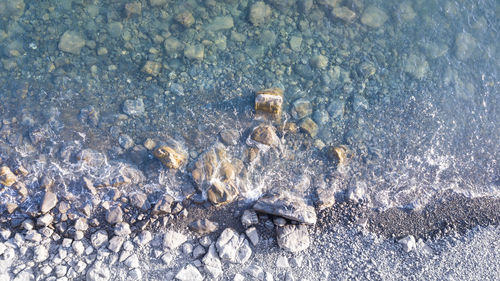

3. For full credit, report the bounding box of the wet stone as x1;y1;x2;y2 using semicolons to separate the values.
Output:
359;7;387;28
0;166;16;187
277;224;310;252
404;53;429;80
153;144;187;169
184;44;204;61
310;54;328;69
216;228;252;264
250;124;279;146
253;192;317;225
142;61;161;76
188;219;218;235
207;181;239;206
327;145;349;166
207;16;234;31
220;129;239;146
255;88;284;120
175;10;195;28
124;2;141;18
249;1;272;26
455;32;477;60
122;98;145;117
164;37;183;55
58;30;86;55
118;134;134;150
292;98;312;119
332;6;356;22
300;117;318;138
40;191;57;214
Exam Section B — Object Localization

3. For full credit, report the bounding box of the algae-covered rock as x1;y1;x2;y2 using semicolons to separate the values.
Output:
299;117;318;137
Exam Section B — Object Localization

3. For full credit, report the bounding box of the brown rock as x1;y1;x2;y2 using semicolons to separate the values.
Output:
255;88;284;120
0;166;17;187
299;117;318;137
6;203;18;214
175;10;195;28
250;124;279;146
207;181;238;206
154;145;186;169
327;145;349;166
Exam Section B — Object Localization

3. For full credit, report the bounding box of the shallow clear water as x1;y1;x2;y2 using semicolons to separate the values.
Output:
0;0;498;211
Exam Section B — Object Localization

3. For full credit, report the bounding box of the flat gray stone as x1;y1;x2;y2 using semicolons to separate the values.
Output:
276;224;310;252
253;192;317;225
40;191;57;214
216;228;252;264
86;262;110;281
175;264;203;281
163;230;187;250
188;219;218;235
202;244;223;279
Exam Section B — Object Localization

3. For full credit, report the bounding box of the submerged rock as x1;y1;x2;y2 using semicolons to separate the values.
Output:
361;6;388;28
332;6;356;22
153;144;187;169
191;144;240;206
276;224;310;252
327;145;350;166
175;10;195;28
58;30;86;55
300;117;318;137
253;192;317;225
249;124;279;147
455;32;477;60
207;181;239;206
0;166;16;187
255;88;284;120
249;1;272;26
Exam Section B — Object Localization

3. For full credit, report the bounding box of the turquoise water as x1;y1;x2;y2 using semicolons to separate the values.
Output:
0;0;498;211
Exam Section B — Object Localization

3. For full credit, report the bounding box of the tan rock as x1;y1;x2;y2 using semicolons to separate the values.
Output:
184;44;204;60
0;166;17;187
207;181;238;206
250;124;279;146
175;10;195;28
361;6;388;28
249;1;272;26
142;61;161;76
299;118;318;138
332;6;356;22
255;88;284;120
58;31;86;55
154;145;186;169
327;145;349;166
